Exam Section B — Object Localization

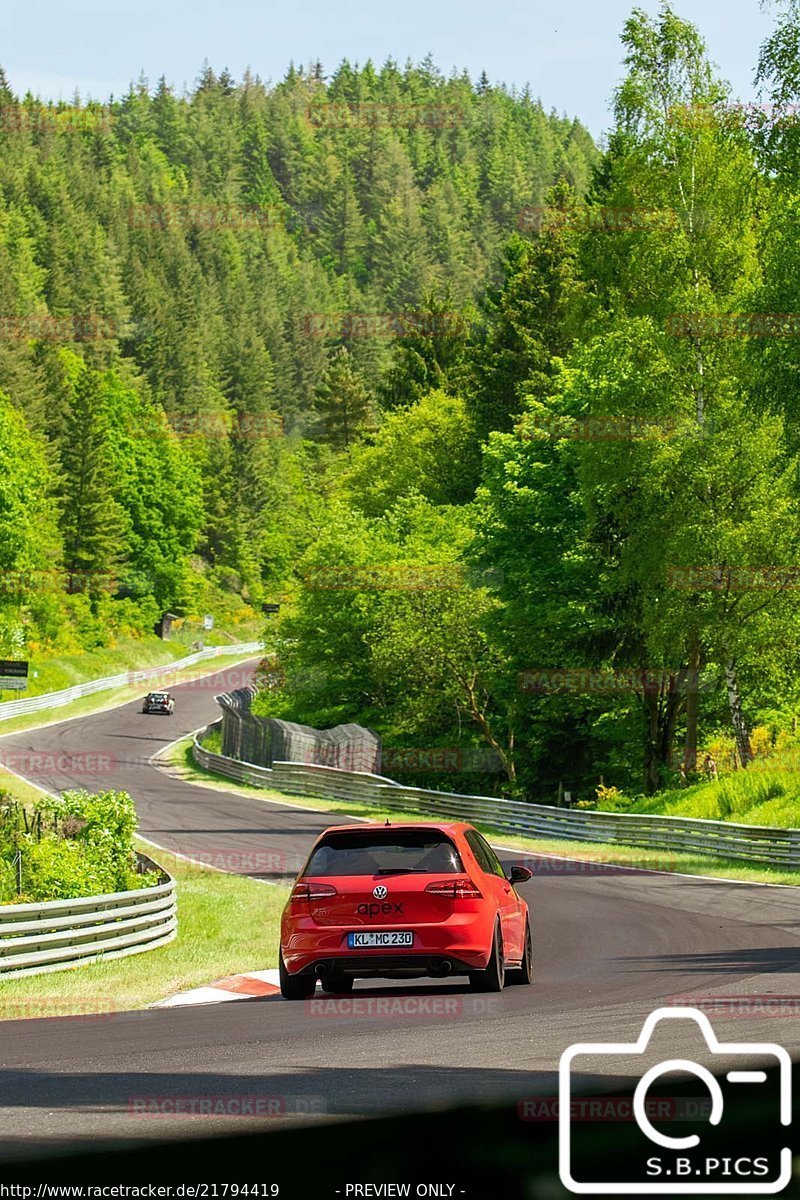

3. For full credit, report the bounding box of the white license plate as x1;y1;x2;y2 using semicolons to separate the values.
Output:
347;931;414;949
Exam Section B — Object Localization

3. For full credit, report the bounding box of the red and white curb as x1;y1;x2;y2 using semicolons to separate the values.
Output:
154;968;281;1007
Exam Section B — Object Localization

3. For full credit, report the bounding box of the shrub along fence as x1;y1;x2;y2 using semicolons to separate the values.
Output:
0;852;176;979
193;718;800;870
0;789;176;977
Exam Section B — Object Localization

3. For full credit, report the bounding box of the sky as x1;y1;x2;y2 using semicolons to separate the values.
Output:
0;0;779;139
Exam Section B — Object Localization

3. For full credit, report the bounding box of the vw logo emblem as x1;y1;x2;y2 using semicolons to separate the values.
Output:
373;885;388;899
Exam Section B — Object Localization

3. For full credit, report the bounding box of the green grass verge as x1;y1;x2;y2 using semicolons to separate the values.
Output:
0;844;288;1019
165;736;799;887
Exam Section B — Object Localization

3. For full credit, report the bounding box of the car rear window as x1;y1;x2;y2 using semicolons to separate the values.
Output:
304;830;463;876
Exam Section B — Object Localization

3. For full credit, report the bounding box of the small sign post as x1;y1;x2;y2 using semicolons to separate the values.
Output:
0;660;28;691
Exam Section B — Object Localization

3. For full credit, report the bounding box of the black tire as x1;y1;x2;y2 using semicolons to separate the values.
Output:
320;975;354;995
279;949;316;1000
507;920;533;985
469;923;506;992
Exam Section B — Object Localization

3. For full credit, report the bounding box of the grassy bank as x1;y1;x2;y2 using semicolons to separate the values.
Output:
0;608;262;704
163;735;799;887
604;759;800;828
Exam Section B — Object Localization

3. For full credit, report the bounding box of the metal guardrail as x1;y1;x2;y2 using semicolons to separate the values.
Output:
0;643;262;722
191;726;800;869
0;853;176;978
192;723;277;787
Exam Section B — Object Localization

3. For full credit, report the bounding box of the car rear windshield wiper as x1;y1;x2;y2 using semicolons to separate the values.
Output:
375;867;429;875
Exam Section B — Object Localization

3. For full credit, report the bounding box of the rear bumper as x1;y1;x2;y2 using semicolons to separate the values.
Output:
282;916;491;976
292;953;479;979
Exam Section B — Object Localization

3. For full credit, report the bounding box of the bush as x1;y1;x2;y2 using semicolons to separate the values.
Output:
19;837;118;901
0;788;151;903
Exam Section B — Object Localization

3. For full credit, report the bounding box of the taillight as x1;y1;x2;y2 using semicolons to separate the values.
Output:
425;877;482;899
290;881;338;903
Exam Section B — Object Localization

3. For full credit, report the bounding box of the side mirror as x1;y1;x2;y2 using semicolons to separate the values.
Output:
508;865;533;885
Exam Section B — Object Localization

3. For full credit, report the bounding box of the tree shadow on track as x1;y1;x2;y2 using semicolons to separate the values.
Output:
616;945;800;974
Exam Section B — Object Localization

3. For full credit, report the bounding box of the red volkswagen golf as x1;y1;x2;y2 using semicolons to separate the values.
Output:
279;821;533;998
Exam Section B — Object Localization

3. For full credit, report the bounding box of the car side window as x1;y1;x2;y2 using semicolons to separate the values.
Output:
475;832;506;878
465;830;495;875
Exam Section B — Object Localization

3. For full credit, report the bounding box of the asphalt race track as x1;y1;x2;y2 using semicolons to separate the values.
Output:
0;661;798;1161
